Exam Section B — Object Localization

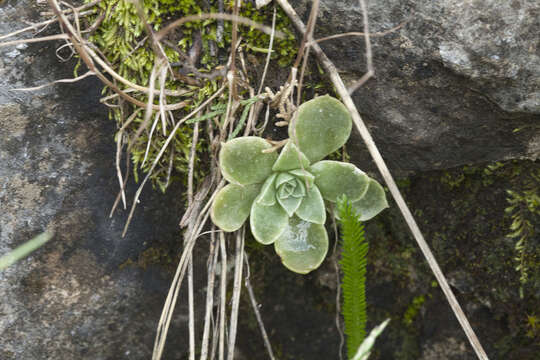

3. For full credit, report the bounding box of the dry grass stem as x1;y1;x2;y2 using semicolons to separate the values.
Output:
152;182;223;360
98;86;190;101
47;0;188;111
110;108;142;214
313;19;409;44
0;7;97;42
188;256;196;360
200;231;219;360
186;116;202;360
11;70;95;91
155;13;286;42
218;231;227;360
40;0;102;17
226;228;245;360
346;0;374;94
229;0;240;100
133;0;169;63
141;111;161;168
257;6;277;95
244;253;276;360
122;85;225;237
188;121;200;204
331;215;345;360
0;34;69;47
158;65;169;135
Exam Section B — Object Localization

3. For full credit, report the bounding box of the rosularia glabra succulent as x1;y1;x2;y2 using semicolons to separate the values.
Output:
211;95;388;274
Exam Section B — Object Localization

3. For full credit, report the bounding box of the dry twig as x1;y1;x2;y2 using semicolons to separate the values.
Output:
346;0;374;94
227;228;245;360
122;84;226;237
244;253;275;360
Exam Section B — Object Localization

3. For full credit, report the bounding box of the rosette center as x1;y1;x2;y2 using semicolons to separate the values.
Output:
274;172;309;216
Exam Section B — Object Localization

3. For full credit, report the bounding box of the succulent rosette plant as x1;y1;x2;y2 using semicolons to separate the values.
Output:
211;95;388;274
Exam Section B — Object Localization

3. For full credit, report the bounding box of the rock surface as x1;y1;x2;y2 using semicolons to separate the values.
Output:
1;1;539;360
292;0;540;172
0;2;200;359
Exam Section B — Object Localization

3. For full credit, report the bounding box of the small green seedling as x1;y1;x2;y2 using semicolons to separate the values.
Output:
211;95;388;274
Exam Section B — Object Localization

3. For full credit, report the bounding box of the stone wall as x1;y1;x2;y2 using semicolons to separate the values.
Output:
1;1;539;359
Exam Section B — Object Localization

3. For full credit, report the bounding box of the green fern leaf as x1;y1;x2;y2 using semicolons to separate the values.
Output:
337;195;369;359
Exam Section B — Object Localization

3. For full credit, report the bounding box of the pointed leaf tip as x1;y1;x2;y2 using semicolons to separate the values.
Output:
272;141;311;171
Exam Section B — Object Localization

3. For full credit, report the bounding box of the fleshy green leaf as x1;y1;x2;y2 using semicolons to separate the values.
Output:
291;179;306;198
311;161;369;202
277;194;303;217
351;178;389;221
275;172;295;187
257;173;277;206
278;183;294;198
289;169;315;187
219;137;277;185
211;183;262;232
250;197;289;245
274;216;329;274
272;141;310;171
289;95;352;163
295;185;326;224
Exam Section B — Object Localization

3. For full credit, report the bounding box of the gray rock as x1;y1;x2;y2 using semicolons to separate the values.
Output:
292;0;540;172
2;1;539;360
0;2;201;359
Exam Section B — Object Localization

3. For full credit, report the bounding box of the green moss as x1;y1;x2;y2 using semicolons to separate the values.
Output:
402;295;426;326
231;1;297;67
526;314;540;340
84;0;299;194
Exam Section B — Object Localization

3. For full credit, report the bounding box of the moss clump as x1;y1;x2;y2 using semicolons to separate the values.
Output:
83;0;298;193
402;295;426;326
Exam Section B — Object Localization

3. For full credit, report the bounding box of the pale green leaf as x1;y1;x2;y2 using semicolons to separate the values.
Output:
289;95;352;163
211;183;262;232
295;185;326;224
272;141;310;171
278;183;295;198
257;173;278;206
289;169;315;187
274;216;329;274
351;179;389;221
352;319;390;360
250;198;289;245
291;179;306;198
311;161;369;202
275;172;295;187
0;232;53;271
277;194;303;217
219;137;277;185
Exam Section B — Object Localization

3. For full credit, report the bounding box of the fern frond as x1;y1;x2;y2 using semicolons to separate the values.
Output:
337;195;369;359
